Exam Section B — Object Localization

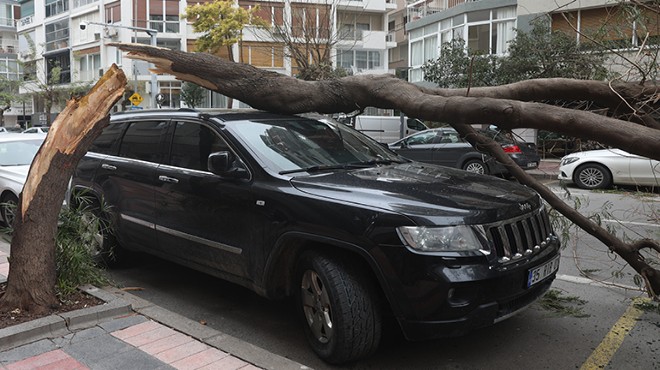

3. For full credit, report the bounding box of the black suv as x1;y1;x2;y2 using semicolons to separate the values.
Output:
71;109;560;364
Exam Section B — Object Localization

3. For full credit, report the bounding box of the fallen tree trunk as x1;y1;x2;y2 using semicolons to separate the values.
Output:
0;65;127;313
110;43;659;298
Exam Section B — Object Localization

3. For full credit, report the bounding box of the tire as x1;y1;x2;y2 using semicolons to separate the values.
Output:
0;193;18;227
78;201;122;267
573;163;612;189
462;159;489;175
295;251;382;364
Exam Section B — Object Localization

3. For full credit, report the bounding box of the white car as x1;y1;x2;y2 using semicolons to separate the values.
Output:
0;134;46;225
558;149;660;189
22;127;49;134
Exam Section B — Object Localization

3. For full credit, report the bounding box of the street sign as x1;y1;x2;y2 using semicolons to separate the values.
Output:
129;92;143;106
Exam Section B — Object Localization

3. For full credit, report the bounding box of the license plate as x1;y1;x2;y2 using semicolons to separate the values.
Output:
527;162;538;168
527;256;560;288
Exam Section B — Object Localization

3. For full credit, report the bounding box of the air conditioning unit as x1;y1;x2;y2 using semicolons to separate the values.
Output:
104;28;118;38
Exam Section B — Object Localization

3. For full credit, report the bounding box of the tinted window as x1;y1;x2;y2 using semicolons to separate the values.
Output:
90;121;126;155
169;121;228;171
118;120;167;163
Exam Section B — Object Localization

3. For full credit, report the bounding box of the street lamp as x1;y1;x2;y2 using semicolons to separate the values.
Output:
80;21;159;108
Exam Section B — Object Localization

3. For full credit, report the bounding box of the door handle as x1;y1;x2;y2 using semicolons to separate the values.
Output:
158;175;179;184
101;164;117;170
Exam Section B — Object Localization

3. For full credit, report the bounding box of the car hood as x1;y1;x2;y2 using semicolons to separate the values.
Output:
565;148;635;160
290;163;541;225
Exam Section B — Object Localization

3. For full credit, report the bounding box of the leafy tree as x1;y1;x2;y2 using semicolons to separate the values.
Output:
180;82;206;109
0;77;21;127
183;0;266;62
422;19;609;88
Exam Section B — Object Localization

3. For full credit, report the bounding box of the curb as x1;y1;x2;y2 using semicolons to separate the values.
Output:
0;283;132;352
104;286;310;370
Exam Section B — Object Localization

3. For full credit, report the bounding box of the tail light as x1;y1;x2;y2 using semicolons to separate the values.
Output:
502;144;522;153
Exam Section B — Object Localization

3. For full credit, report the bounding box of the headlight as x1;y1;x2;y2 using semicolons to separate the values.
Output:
561;157;579;166
397;226;484;253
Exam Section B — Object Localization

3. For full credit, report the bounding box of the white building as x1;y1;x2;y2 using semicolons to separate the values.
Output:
16;0;396;114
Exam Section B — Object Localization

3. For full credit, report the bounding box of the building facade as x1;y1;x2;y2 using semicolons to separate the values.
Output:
16;0;396;114
0;0;22;127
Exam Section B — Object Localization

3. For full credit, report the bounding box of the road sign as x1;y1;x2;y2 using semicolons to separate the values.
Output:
129;92;143;106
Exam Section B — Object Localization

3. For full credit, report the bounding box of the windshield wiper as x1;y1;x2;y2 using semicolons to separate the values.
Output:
349;159;407;166
279;163;366;175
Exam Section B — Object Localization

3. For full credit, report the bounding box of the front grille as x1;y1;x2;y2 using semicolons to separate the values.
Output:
483;207;554;264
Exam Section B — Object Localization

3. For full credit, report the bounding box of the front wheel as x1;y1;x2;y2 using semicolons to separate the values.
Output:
0;193;18;227
462;159;489;175
295;251;382;364
574;163;612;189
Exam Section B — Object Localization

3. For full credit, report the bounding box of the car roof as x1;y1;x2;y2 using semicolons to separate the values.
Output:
110;108;312;123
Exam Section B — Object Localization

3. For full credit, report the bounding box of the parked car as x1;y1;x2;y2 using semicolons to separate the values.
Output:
0;133;47;225
388;127;540;176
70;109;560;364
22;127;49;134
558;148;660;189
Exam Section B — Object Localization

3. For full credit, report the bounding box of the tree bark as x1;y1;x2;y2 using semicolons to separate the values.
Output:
0;65;127;314
111;43;660;297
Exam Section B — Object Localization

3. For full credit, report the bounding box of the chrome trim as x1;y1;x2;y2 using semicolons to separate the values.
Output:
121;214;242;255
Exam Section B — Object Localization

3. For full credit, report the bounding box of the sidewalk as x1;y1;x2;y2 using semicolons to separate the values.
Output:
526;158;560;181
0;240;308;370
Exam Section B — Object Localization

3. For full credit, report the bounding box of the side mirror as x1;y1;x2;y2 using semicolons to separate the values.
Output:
208;151;249;179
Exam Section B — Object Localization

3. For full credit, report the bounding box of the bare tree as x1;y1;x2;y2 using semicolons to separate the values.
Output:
112;43;660;298
0;65;127;313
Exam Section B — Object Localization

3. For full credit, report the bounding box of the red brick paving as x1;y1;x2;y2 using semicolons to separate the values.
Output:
4;349;88;370
111;320;253;370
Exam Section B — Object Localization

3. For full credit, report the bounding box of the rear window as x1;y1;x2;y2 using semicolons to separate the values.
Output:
117;120;167;163
89;121;125;155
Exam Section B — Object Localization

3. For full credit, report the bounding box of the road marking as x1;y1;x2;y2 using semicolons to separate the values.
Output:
580;299;645;370
602;219;659;228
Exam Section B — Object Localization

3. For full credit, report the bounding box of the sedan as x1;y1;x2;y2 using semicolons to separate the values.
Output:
558;149;660;189
22;127;49;134
0;134;46;225
388;127;540;176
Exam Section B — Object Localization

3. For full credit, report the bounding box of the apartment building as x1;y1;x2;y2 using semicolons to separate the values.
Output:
0;0;22;127
15;0;396;114
406;0;658;83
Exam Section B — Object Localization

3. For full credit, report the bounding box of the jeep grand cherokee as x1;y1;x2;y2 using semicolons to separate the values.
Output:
70;109;560;364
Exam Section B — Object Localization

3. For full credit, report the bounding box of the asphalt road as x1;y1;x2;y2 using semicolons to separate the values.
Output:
107;182;660;369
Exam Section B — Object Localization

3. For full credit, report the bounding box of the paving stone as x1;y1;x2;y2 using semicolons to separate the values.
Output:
62;332;135;363
0;339;57;364
98;314;149;333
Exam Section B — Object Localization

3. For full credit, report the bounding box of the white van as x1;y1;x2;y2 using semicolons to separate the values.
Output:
352;115;428;143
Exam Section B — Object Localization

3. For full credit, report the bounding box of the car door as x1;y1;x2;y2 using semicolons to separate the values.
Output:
391;130;440;164
153;120;257;279
92;119;168;251
431;130;473;168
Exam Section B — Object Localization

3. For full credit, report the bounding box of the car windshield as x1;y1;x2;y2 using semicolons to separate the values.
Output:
0;140;43;166
226;116;404;174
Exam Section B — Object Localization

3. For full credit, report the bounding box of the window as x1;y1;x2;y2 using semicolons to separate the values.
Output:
149;0;179;33
90;122;125;155
45;0;68;18
46;50;71;84
336;49;381;71
45;20;69;52
73;0;98;8
158;81;181;108
78;54;101;81
169;122;227;171
21;0;35;18
118;121;167;163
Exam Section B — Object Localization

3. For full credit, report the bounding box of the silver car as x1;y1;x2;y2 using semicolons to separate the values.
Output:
558;149;660;189
0;133;46;224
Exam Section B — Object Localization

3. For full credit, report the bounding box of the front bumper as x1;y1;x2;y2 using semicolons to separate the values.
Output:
376;239;560;341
